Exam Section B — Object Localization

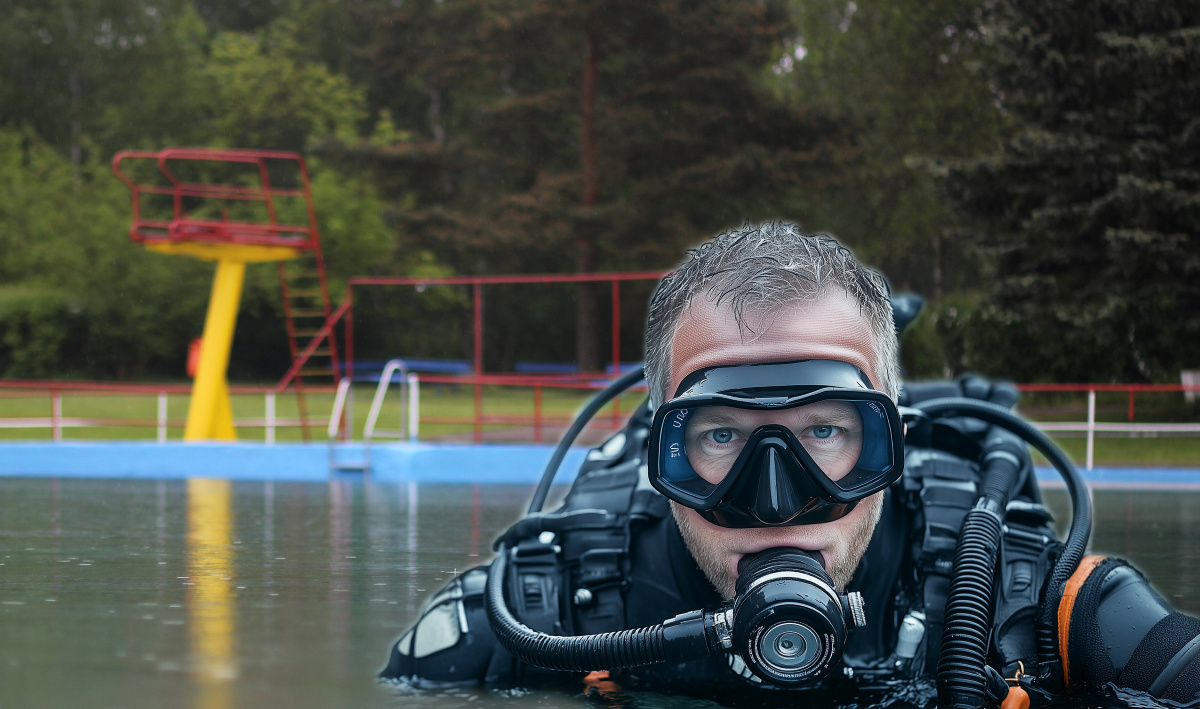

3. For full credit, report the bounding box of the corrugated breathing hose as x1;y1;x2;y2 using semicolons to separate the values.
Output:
936;435;1024;708
916;397;1092;703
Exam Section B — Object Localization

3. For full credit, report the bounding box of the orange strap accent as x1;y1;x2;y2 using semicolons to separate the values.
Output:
1002;685;1030;709
1057;554;1107;687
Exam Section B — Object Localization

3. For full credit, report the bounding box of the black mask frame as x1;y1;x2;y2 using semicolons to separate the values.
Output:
647;359;904;528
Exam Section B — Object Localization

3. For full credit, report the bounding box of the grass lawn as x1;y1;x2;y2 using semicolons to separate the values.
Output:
0;383;644;445
1036;436;1200;467
0;383;1197;467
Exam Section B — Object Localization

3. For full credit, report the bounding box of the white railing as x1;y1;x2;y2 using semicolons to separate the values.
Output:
0;389;303;444
363;359;413;444
1032;390;1200;470
328;378;354;440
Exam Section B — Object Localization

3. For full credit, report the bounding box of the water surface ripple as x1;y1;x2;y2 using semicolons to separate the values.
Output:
0;479;1195;708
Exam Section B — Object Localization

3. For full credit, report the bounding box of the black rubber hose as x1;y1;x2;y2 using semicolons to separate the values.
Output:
527;366;645;514
915;398;1092;676
936;440;1023;708
485;542;710;671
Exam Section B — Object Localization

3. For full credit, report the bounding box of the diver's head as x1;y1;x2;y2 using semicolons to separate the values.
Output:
643;224;900;599
644;223;900;409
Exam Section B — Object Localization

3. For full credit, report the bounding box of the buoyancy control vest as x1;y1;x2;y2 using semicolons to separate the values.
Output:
493;375;1063;686
494;398;670;643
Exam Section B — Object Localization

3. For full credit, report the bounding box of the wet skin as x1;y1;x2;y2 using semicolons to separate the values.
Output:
666;289;886;596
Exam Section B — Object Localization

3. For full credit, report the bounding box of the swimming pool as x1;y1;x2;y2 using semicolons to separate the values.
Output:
0;472;1196;708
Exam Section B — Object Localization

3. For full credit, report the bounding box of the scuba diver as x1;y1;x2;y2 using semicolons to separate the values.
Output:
382;223;1200;707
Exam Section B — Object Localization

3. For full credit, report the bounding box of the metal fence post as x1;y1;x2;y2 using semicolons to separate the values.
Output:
157;393;168;443
265;391;276;445
1086;389;1096;471
407;374;420;442
52;387;61;442
346;383;354;442
473;377;483;443
534;384;543;444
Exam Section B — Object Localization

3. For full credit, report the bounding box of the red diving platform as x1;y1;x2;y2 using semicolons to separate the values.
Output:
113;148;341;439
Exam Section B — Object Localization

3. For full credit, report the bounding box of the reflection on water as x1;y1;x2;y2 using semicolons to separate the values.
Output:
0;478;1194;708
188;478;235;706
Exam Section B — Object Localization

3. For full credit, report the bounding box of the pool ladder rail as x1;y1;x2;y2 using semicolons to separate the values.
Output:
327;359;419;474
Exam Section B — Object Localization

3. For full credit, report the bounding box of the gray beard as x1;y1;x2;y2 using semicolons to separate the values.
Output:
672;492;885;601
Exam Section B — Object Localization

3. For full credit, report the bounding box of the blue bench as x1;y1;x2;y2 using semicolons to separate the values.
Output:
347;359;472;382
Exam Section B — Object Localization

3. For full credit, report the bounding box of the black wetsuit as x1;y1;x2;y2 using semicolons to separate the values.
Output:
381;485;910;689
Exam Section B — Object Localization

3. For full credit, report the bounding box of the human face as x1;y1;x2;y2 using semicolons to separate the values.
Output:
666;290;886;598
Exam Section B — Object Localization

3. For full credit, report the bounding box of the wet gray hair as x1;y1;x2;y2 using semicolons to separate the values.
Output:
644;223;900;407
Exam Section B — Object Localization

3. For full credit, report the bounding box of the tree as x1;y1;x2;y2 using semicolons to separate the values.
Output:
769;0;1009;378
200;18;366;150
0;6;398;381
0;1;201;175
779;0;1006;300
343;0;848;370
934;0;1200;382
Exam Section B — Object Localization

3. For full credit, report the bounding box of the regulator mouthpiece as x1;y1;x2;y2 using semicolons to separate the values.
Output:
731;548;865;686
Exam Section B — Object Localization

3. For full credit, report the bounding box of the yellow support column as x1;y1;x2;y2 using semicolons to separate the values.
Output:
185;259;246;441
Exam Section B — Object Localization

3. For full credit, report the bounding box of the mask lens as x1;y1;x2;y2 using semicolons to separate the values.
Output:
657;397;896;500
682;400;866;484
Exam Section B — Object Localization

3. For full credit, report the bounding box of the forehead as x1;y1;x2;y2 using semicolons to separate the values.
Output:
667;289;880;398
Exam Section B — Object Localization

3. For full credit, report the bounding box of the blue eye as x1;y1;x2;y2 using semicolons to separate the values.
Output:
711;429;734;444
811;426;835;439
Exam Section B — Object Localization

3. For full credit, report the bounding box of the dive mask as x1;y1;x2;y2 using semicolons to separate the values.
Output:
648;359;903;528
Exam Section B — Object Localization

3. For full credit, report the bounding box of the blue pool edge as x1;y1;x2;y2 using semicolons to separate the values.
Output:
0;442;1196;489
0;441;588;484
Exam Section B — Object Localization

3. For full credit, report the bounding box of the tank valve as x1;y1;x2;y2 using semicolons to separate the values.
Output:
846;592;867;628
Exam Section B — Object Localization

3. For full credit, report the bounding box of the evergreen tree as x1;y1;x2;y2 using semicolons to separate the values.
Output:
776;0;1008;378
345;0;848;369
780;0;1005;299
935;0;1200;382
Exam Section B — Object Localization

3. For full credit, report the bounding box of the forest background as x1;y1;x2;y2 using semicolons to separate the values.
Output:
1;0;1196;386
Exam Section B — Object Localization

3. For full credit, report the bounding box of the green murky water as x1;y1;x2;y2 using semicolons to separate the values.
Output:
0;479;1195;708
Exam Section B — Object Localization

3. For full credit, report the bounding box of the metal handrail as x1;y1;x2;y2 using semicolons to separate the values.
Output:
364;359;410;443
328;378;353;440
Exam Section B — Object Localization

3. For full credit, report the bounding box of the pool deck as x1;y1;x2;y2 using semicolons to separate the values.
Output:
0;442;1197;489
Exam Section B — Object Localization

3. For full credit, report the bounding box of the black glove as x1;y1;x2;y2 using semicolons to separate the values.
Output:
1059;556;1200;703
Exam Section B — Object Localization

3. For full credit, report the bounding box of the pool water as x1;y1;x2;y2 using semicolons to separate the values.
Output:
0;478;1195;708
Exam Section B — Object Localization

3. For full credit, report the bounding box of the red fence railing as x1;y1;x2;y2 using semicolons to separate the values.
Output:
414;373;648;443
1017;383;1199;422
